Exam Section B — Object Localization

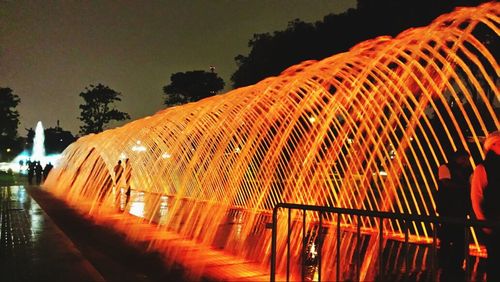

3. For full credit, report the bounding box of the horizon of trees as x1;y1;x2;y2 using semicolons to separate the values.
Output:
230;0;489;88
1;0;495;162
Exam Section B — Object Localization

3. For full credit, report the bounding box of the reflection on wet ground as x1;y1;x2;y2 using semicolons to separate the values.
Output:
0;185;102;282
122;190;488;281
1;184;488;281
1;185;195;282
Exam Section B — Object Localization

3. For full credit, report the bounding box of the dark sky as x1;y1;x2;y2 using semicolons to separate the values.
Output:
1;0;356;135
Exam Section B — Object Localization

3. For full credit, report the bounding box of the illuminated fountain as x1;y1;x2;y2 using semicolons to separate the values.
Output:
8;121;60;173
31;121;46;163
45;3;498;281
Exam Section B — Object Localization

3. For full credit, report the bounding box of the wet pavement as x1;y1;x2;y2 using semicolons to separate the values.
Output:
0;185;103;282
1;183;489;282
0;185;188;282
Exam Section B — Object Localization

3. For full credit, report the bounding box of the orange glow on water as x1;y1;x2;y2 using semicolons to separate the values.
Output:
45;3;498;281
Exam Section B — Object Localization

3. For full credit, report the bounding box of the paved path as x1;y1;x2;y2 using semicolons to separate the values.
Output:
1;185;190;282
0;185;103;282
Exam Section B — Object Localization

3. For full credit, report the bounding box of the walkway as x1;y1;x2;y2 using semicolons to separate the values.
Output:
0;185;189;282
0;185;103;282
2;183;488;281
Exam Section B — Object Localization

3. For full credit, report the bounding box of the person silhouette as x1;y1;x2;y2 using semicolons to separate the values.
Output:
471;131;500;282
436;148;472;279
123;158;132;209
43;162;53;182
113;160;123;187
27;160;34;185
113;160;124;208
35;161;43;185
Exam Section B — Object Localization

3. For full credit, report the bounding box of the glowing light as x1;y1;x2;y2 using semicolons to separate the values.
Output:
129;191;145;218
32;121;46;163
131;141;147;152
44;3;499;281
310;242;318;259
131;145;146;152
2;122;62;174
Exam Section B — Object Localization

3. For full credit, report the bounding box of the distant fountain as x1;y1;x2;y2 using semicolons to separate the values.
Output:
7;121;61;174
31;121;46;164
45;3;498;281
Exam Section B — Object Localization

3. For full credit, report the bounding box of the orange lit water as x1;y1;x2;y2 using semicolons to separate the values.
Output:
45;3;498;281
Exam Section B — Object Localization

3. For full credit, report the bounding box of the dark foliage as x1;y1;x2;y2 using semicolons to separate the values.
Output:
0;87;21;161
163;70;225;107
44;126;76;154
79;84;130;135
231;0;488;88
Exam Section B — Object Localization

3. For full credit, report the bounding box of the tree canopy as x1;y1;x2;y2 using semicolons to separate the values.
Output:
78;84;130;135
0;87;21;161
44;126;76;154
163;70;225;107
0;87;21;160
231;0;488;88
0;87;20;139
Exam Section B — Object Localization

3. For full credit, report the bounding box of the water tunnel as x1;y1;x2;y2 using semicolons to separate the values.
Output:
45;3;499;281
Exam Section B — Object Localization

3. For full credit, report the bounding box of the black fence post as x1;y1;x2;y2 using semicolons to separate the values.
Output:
337;212;341;282
464;220;470;282
356;215;361;282
432;220;437;281
270;206;278;282
379;217;384;280
302;209;306;281
318;211;323;282
404;219;409;280
287;208;291;281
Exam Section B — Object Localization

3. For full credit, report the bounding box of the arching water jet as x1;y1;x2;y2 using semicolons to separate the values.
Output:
45;3;499;281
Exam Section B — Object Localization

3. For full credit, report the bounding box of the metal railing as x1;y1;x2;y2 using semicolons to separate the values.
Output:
270;203;498;282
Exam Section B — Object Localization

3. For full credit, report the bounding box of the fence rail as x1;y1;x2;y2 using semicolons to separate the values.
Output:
270;203;499;282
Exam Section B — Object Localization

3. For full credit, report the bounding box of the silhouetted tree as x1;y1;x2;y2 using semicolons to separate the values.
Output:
78;84;130;135
0;87;21;161
231;19;316;88
163;70;225;107
231;0;488;88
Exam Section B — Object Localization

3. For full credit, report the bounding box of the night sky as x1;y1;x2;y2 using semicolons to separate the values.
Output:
1;0;356;135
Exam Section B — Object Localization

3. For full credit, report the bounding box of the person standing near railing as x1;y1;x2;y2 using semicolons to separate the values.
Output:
436;148;472;280
123;158;132;209
113;160;124;209
471;131;500;282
